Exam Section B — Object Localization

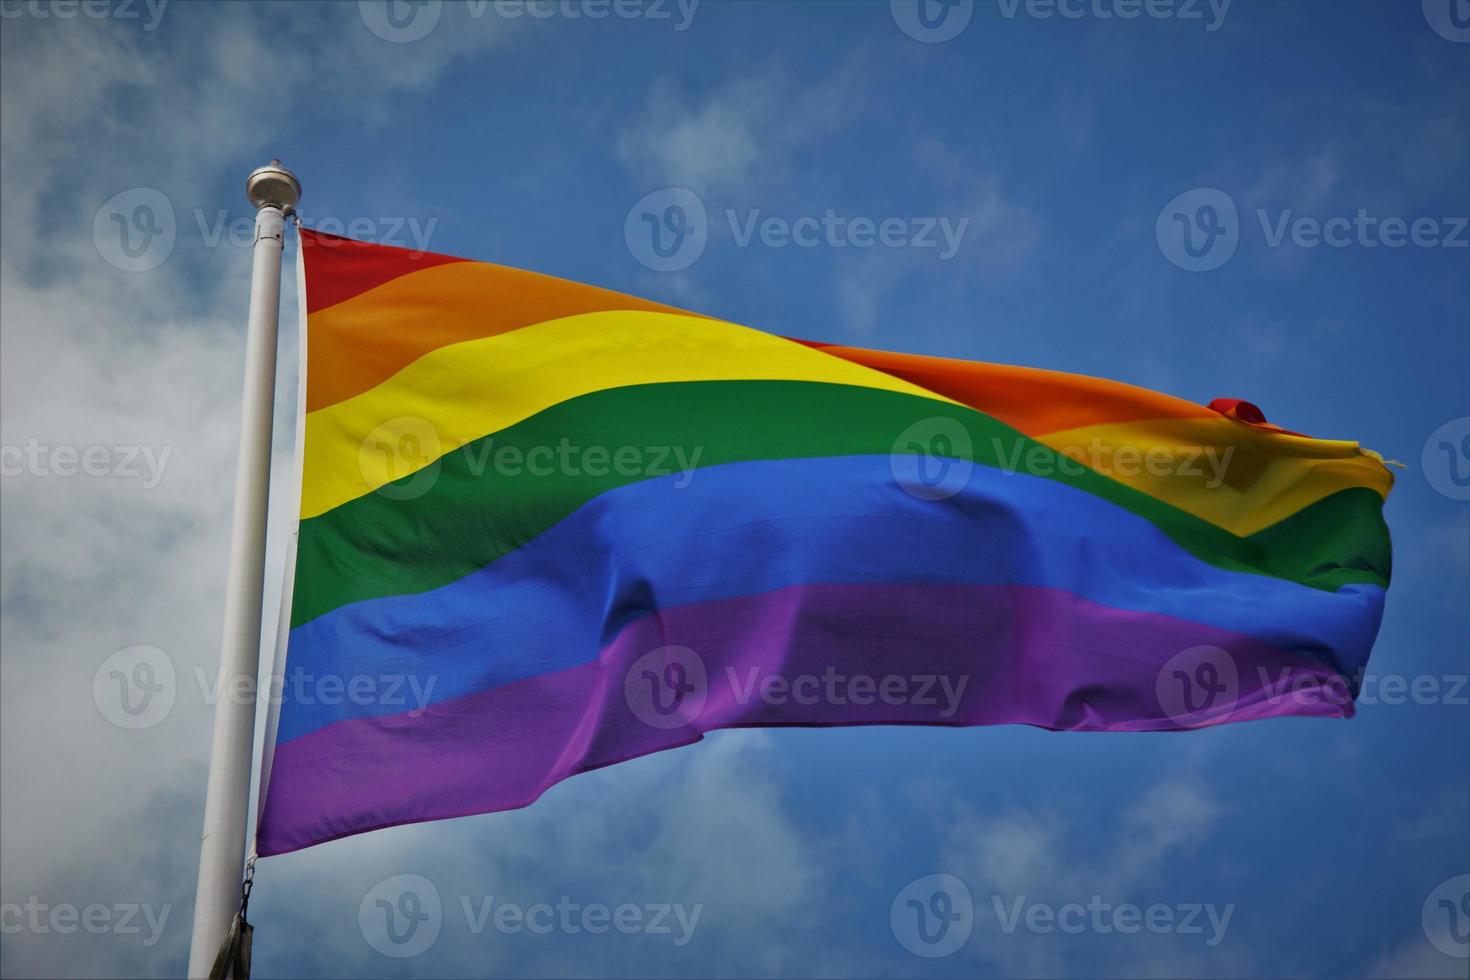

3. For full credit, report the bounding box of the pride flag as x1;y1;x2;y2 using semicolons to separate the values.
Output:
256;229;1392;856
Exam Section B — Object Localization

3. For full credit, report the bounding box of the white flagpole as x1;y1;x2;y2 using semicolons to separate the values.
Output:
187;160;301;978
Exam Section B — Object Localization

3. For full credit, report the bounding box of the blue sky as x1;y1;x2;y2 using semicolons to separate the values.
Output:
0;1;1466;977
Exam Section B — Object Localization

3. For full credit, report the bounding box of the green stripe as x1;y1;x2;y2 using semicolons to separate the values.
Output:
291;380;1390;628
1248;485;1391;585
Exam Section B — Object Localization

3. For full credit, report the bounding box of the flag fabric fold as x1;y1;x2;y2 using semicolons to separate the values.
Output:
256;228;1392;857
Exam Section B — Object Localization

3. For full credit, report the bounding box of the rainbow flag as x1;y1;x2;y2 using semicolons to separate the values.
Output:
255;229;1393;856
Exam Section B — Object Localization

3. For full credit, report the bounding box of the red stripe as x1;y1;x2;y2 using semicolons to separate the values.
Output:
300;227;466;314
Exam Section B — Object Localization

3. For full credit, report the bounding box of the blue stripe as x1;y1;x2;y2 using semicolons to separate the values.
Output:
276;454;1385;742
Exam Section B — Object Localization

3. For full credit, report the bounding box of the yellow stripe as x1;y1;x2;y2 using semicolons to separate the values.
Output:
1034;417;1392;536
304;260;693;412
301;310;956;518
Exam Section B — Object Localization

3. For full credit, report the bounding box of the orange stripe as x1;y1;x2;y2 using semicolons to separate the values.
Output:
306;260;696;413
798;341;1218;436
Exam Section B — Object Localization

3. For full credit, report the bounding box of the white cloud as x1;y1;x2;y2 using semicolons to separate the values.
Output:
616;60;868;199
618;60;1043;338
1367;936;1467;979
0;6;516;975
234;731;826;977
834;138;1044;336
937;773;1249;978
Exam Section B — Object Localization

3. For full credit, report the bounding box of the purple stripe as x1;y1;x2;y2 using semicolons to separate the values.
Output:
257;583;1353;856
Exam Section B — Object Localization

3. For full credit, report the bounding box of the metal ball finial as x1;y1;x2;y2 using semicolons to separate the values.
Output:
245;159;301;212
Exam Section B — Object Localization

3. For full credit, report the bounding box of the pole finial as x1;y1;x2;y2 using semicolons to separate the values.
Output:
246;159;301;212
